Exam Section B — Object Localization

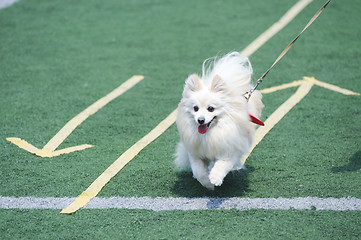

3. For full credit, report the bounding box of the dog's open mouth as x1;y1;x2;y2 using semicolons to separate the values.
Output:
198;117;215;134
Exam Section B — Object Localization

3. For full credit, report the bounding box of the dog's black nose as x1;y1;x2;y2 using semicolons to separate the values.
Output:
198;117;205;125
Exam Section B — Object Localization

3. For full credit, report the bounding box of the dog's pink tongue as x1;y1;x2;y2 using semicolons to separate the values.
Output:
198;124;208;134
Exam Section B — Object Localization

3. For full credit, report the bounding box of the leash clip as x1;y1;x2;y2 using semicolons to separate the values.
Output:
245;78;263;101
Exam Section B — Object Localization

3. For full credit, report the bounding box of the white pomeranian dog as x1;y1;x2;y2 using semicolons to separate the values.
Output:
175;52;264;190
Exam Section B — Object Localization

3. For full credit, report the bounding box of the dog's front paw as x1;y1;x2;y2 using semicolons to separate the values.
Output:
203;182;215;191
209;172;224;186
196;176;215;190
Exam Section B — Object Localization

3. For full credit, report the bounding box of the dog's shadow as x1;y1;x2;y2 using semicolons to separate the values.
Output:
331;149;361;173
171;166;254;198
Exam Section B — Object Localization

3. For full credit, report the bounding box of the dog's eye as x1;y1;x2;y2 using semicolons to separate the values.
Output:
207;106;215;112
194;106;199;112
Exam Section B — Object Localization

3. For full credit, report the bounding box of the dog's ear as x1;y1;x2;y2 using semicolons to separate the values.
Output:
185;74;202;92
210;75;226;93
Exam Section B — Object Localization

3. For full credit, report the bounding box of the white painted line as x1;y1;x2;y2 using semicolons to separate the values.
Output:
1;196;360;211
0;197;75;209
0;0;19;9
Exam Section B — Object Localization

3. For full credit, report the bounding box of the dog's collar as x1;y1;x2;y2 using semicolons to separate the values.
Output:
248;113;264;126
243;95;264;126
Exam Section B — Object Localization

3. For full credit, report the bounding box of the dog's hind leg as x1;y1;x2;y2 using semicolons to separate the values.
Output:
174;142;191;170
209;159;234;186
188;154;215;190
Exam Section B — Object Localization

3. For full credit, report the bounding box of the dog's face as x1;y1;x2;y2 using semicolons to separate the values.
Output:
181;74;228;134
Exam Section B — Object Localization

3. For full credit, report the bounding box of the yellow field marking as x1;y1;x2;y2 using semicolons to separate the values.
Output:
308;77;360;96
241;0;313;57
7;75;144;157
241;76;360;164
60;0;315;214
260;80;305;94
60;109;178;214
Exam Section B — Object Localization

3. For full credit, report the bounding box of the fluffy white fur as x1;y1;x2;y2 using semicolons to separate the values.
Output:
175;52;263;190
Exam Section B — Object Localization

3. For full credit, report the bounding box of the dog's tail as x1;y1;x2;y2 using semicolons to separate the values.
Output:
202;51;253;93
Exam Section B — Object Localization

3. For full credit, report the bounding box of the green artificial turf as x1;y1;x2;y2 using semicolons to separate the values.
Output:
1;209;360;240
0;0;360;239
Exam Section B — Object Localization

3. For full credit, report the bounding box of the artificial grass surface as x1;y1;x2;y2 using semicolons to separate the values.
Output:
0;0;360;238
1;0;359;199
1;209;360;239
